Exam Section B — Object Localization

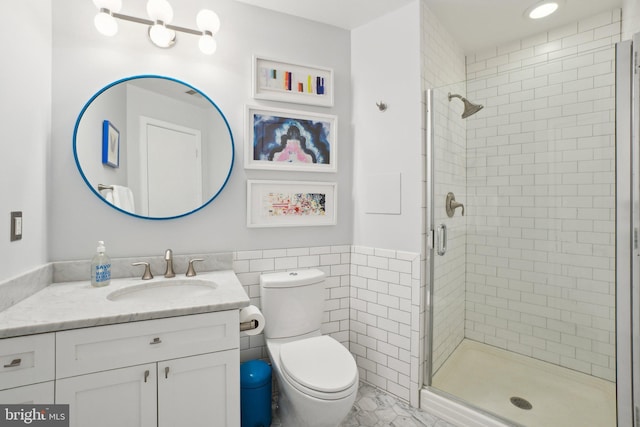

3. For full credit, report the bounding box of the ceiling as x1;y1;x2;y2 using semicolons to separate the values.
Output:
232;0;623;53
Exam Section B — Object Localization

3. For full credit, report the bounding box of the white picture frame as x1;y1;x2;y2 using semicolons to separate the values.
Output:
247;180;337;228
245;105;337;173
252;56;334;107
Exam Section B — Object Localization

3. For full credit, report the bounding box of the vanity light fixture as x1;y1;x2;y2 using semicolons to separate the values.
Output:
92;0;221;55
526;1;560;19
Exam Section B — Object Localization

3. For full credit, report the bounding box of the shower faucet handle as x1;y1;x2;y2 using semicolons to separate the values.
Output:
446;192;465;217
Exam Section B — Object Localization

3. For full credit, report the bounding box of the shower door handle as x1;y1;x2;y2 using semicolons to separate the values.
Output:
436;224;447;256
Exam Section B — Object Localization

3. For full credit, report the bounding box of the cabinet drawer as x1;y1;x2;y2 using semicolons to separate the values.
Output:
0;381;54;404
56;311;239;379
0;333;55;390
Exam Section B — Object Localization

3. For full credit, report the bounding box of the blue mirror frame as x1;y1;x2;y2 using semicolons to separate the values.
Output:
73;75;234;220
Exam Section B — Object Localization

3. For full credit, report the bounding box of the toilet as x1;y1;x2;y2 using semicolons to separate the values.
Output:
260;269;358;427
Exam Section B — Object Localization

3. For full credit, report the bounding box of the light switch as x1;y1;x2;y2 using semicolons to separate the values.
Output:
10;211;22;241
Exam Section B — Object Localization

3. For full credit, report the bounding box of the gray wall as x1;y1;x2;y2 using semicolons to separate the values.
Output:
49;0;353;261
0;1;51;281
351;3;423;253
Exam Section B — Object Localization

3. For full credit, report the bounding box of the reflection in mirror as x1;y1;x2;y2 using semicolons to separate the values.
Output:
73;75;234;219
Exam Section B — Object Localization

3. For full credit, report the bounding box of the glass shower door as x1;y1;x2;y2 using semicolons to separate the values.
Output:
426;84;468;381
618;33;640;427
426;37;620;426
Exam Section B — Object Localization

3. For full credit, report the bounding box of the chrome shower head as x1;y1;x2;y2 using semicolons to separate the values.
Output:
448;92;484;118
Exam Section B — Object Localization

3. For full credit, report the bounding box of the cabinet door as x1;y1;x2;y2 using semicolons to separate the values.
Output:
0;381;54;403
158;350;240;427
56;363;157;427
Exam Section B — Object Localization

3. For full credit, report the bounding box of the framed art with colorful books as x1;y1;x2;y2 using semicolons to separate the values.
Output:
252;56;334;107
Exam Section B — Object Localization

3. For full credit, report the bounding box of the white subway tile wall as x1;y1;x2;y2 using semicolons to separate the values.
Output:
234;245;352;362
464;9;620;381
349;246;422;406
234;245;422;406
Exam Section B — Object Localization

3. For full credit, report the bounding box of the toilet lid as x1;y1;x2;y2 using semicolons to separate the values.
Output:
280;336;358;394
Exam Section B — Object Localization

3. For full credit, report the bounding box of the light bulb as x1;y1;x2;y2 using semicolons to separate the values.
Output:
149;23;175;48
199;34;217;55
146;0;174;23
196;9;220;34
94;11;118;37
528;2;559;19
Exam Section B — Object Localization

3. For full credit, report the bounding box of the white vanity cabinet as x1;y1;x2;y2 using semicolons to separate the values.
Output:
55;311;240;427
0;333;55;403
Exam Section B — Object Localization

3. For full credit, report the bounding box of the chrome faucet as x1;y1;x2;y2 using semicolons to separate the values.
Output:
164;249;176;278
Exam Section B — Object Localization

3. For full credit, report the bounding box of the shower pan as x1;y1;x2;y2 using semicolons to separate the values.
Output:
420;33;638;427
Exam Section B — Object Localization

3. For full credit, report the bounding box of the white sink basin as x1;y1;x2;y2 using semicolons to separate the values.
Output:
107;279;217;303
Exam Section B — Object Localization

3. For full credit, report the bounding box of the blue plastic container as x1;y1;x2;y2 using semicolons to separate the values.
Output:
240;360;272;427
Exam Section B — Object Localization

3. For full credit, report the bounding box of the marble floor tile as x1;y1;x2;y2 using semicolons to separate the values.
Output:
269;382;458;427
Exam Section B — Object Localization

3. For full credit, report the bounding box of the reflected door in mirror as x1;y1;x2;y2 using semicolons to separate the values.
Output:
141;118;203;217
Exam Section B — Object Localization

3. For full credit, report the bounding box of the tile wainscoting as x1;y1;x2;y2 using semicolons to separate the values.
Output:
234;245;424;407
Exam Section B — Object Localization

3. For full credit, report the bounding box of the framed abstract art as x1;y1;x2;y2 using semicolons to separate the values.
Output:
245;106;337;172
247;180;337;228
102;120;120;168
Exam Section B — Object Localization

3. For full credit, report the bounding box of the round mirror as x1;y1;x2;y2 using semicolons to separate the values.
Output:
73;75;234;220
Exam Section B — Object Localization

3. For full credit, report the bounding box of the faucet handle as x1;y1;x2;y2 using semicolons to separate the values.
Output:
186;258;205;277
132;262;154;280
446;192;465;217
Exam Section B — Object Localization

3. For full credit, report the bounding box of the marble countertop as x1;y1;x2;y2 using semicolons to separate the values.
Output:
0;270;250;339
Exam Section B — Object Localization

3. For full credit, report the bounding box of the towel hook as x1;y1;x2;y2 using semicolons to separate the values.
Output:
376;101;387;112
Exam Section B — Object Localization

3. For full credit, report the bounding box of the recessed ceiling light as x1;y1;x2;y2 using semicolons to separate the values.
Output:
527;1;559;19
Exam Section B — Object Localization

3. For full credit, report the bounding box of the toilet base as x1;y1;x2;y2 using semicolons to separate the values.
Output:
266;337;358;427
275;376;357;427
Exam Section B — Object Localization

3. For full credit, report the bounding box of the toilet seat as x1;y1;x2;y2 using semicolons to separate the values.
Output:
279;335;358;400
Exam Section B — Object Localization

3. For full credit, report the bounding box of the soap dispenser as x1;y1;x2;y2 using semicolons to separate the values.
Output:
91;241;111;287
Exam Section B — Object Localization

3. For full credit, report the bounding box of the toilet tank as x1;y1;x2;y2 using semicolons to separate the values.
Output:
260;269;326;339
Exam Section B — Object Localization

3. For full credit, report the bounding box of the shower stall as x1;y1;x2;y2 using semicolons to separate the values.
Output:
421;25;638;427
